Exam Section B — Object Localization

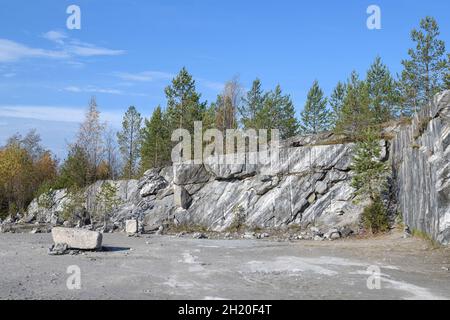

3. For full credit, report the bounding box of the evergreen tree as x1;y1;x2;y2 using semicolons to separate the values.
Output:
396;69;421;117
351;128;388;200
58;144;90;189
300;80;331;134
239;82;299;139
95;182;121;227
202;103;217;130
401;16;448;109
117;106;143;179
140;106;171;170
445;54;450;89
329;81;347;127
259;85;299;139
334;71;373;139
351;128;390;233
366;56;397;123
165;67;207;134
239;79;265;129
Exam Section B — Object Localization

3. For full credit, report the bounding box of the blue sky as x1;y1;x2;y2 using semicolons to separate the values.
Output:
0;0;449;159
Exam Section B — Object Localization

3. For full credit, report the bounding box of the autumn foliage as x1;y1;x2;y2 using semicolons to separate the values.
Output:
0;137;57;218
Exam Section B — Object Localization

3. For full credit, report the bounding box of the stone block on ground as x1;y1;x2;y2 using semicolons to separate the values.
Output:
125;219;138;234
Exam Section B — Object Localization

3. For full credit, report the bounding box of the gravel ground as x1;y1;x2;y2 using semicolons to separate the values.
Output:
0;231;449;300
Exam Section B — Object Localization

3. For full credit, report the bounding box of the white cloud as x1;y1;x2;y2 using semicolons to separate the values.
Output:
63;86;123;95
64;86;82;93
3;73;16;78
42;31;67;45
68;41;126;57
199;79;225;91
0;105;84;123
0;39;69;63
114;71;174;82
0;32;126;63
0;105;123;126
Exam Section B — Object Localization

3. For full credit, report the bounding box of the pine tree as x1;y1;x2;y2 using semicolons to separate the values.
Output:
165;67;206;134
351;128;388;200
329;81;347;127
366;56;397;123
239;79;265;129
351;128;390;233
117;106;143;179
445;54;450;89
335;72;373;139
58;144;90;189
401;16;448;109
141;106;171;171
258;85;299;139
396;69;421;117
95;182;121;227
300;80;331;134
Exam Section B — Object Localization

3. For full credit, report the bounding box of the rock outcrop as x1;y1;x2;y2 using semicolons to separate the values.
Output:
391;90;450;244
21;91;450;244
25;140;372;236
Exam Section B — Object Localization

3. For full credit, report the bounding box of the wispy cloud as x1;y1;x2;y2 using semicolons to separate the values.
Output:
0;39;69;63
68;40;125;57
42;30;67;45
113;70;224;93
0;105;123;126
63;86;123;95
0;105;85;123
114;71;174;82
0;30;126;63
198;78;225;91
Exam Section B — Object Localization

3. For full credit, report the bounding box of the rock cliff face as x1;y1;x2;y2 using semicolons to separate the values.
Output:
24;91;450;244
391;90;450;244
27;140;372;235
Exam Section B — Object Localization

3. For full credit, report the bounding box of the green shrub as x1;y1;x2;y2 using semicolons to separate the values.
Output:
37;191;53;209
226;205;247;232
361;196;389;234
166;223;208;234
61;188;85;222
95;182;121;225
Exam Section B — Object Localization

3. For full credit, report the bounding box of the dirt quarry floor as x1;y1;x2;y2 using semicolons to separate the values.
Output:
0;231;449;300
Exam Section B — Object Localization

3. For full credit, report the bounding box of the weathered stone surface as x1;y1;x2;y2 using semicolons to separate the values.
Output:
26;138;366;235
51;227;102;250
125;220;138;234
173;163;211;185
140;176;167;198
391;90;450;244
315;181;328;194
174;185;192;209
